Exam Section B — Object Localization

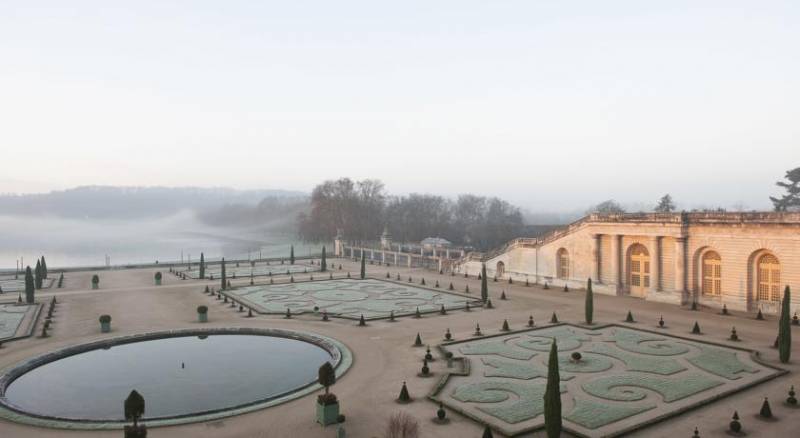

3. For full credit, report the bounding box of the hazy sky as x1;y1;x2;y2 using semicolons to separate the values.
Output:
1;1;797;211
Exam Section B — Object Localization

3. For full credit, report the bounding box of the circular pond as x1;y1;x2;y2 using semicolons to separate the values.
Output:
0;328;351;428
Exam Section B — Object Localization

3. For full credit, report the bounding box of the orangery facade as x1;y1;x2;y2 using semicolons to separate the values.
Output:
456;212;800;315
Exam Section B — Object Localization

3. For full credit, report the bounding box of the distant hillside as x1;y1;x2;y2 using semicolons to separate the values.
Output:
0;186;306;219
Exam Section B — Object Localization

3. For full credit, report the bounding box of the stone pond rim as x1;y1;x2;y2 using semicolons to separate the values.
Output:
0;327;352;430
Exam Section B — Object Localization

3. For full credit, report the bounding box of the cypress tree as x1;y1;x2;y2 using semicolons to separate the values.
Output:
41;256;48;279
199;252;205;279
778;286;792;363
220;258;226;290
585;278;594;324
34;260;42;289
24;266;35;304
290;245;295;264
321;246;327;272
544;339;562;438
360;252;366;279
480;263;488;303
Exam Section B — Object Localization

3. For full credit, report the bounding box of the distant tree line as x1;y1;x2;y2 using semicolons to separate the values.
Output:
297;178;525;251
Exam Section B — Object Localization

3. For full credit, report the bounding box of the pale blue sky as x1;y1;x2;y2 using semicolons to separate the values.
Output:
1;1;797;210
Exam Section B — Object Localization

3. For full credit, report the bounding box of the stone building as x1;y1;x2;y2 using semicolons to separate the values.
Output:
456;212;799;315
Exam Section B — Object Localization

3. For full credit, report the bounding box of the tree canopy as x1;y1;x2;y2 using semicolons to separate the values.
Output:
298;178;525;250
654;194;676;212
587;199;625;214
770;167;800;211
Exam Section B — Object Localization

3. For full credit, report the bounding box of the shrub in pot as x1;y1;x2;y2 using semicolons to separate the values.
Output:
197;305;208;323
91;274;100;289
316;361;340;426
154;272;162;286
99;314;112;333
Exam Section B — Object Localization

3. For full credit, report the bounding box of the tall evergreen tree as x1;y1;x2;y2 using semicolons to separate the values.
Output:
585;278;594;324
40;256;48;279
770;167;800;211
199;252;205;279
290;245;295;264
220;258;226;290
654;194;676;212
779;286;792;363
480;263;488;303
321;246;327;272
34;260;42;289
360;251;366;279
544;339;562;438
24;266;35;304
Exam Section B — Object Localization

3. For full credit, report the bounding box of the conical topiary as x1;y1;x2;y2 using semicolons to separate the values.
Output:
473;323;482;336
397;273;401;281
691;300;697;311
465;302;471;311
435;280;440;288
486;299;493;309
563;284;569;292
465;284;470;293
440;304;446;315
500;290;507;300
408;276;412;283
544;339;562;438
692;321;701;334
759;397;772;418
386;272;390;279
285;308;292;319
787;385;797;405
501;319;510;332
421;278;426;285
730;326;739;341
722;304;729;315
420;359;429;376
528;315;535;327
585;278;594;324
544;282;549;290
625;310;635;323
358;314;366;326
659;315;665;328
247;308;253;317
389;310;395;322
692;427;700;438
397;381;411;403
480;263;488;303
778;286;791;363
415;307;422;318
550;312;558;323
414;333;423;347
449;282;454;290
729;411;741;433
444;328;452;341
425;345;433;361
756;308;764;320
482;426;493;438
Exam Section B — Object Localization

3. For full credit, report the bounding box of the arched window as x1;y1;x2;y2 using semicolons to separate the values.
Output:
496;261;505;277
757;254;781;302
702;251;722;296
556;248;569;279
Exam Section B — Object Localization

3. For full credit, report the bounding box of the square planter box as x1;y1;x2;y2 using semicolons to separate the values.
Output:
198;313;208;323
100;322;111;333
316;401;340;426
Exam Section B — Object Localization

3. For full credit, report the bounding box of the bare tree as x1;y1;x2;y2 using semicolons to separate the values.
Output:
384;412;419;438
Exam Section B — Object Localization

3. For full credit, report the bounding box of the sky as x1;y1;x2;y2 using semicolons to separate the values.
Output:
1;1;798;211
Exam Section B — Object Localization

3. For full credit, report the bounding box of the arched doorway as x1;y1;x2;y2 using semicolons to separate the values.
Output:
701;251;722;296
628;244;650;298
496;261;505;278
756;253;781;305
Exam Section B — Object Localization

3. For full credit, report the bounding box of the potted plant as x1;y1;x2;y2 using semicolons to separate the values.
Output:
316;361;340;426
91;274;100;290
197;305;208;323
124;390;147;437
99;314;112;333
154;272;162;286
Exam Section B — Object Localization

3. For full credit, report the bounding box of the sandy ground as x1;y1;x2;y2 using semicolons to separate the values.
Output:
0;258;797;438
